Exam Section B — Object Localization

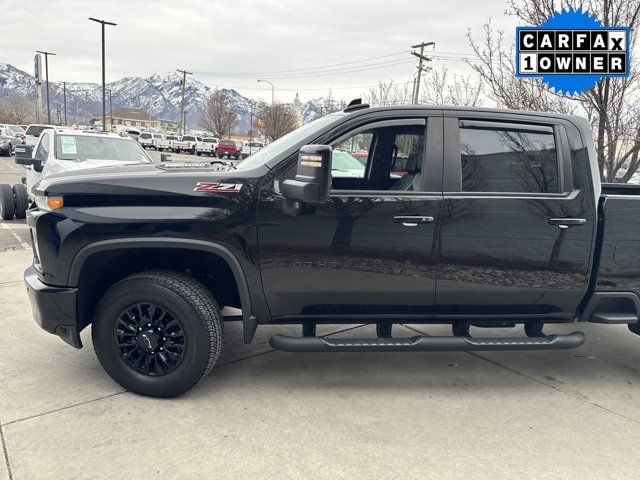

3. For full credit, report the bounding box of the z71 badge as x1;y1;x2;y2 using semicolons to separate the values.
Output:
194;182;243;193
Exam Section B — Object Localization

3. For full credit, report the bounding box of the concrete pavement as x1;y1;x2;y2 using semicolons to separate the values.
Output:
1;246;640;479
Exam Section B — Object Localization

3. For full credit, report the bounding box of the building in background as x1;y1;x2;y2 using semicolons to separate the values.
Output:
104;107;177;131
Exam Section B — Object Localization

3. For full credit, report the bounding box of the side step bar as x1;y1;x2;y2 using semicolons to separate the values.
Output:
269;332;585;353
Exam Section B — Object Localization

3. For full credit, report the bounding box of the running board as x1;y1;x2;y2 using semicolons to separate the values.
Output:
269;332;585;353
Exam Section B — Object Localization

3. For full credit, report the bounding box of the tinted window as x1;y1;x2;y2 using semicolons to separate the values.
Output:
220;140;235;146
331;124;426;191
166;136;178;140
182;136;196;141
26;125;53;136
203;138;216;143
140;133;152;139
460;126;558;193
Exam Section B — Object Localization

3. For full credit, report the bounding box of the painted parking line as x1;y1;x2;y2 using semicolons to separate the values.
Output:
0;223;30;250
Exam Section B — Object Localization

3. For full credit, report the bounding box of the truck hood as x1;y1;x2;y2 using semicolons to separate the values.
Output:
54;158;141;172
36;161;267;201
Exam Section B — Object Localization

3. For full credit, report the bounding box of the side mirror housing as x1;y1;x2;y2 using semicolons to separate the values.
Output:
160;153;172;162
281;145;332;204
14;145;34;166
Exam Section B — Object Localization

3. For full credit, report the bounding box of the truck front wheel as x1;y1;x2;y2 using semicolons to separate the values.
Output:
92;270;223;397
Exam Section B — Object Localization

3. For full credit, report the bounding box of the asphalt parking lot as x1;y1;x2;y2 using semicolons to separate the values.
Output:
1;152;640;479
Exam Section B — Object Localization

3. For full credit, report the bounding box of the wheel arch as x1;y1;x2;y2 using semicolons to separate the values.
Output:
69;238;258;343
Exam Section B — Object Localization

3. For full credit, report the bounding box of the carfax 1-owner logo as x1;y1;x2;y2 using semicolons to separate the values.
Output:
516;8;630;95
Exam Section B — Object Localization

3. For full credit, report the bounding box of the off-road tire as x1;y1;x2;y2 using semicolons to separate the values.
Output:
0;184;15;220
12;183;29;219
92;270;223;397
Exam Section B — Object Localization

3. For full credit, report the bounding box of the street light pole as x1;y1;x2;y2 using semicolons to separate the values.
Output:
62;81;67;126
109;89;113;128
35;50;55;124
257;79;274;105
89;17;117;132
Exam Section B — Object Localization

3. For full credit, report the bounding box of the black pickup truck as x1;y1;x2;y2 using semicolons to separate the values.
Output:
23;101;640;397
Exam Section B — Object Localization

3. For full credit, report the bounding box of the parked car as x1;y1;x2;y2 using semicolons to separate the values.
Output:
0;124;25;143
217;139;242;159
121;127;141;141
241;141;265;159
0;127;22;155
23;102;640;398
138;132;154;148
0;129;17;157
176;135;200;154
0;128;155;221
24;124;54;146
157;134;178;152
196;137;219;156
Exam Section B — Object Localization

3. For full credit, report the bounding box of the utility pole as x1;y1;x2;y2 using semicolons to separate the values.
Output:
411;41;434;104
109;90;113;128
36;50;55;124
63;82;67;126
177;69;193;135
89;17;117;132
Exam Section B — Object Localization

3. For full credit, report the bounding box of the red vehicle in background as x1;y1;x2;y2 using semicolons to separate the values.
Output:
217;140;242;159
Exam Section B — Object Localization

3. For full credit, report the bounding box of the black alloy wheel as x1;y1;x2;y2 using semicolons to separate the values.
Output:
114;302;186;376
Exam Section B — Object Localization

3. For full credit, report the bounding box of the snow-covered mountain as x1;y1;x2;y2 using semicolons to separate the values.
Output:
0;62;323;130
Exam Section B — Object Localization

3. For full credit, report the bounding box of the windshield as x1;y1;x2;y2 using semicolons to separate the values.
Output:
236;114;343;171
183;136;195;141
203;138;216;143
55;135;153;163
9;126;25;134
166;136;178;140
332;150;366;177
220;140;234;146
26;125;53;136
140;133;152;139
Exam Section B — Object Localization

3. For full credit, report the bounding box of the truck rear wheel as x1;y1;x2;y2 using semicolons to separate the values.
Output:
0;184;15;220
92;270;223;397
13;183;29;219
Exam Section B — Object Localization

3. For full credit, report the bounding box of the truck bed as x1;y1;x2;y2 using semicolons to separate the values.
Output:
593;186;640;316
602;183;640;195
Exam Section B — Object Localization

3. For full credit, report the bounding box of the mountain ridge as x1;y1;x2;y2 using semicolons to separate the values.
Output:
0;62;325;130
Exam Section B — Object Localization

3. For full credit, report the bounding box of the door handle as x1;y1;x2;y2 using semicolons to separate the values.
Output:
393;215;434;227
548;218;586;229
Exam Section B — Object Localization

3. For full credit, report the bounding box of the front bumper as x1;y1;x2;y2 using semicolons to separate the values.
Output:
24;266;81;348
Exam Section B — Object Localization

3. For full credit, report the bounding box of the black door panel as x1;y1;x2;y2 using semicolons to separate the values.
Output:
258;115;443;319
436;115;595;318
259;194;441;317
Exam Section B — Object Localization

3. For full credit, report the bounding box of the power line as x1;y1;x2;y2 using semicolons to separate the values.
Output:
194;50;409;77
199;58;415;80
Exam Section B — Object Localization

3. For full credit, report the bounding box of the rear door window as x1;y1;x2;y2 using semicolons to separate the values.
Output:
459;125;558;193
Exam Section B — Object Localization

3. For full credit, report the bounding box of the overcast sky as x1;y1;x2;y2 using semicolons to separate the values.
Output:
2;0;519;103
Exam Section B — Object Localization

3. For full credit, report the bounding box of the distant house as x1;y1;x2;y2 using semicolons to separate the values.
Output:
107;107;177;131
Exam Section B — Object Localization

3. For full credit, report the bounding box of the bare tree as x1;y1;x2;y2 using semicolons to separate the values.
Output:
200;89;238;138
0;96;34;124
421;66;484;107
468;0;640;182
364;81;412;106
259;102;298;141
